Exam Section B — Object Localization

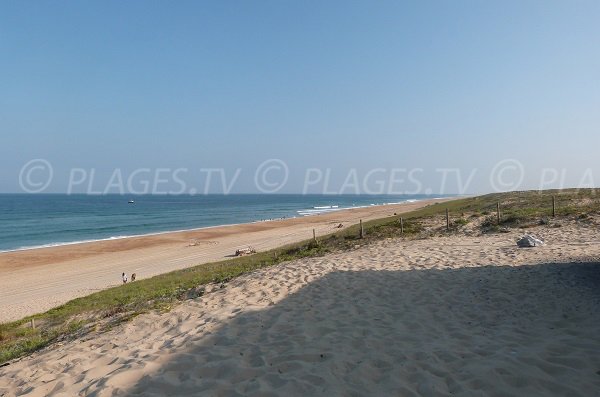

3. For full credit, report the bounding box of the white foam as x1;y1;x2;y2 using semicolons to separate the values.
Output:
1;197;446;253
0;221;254;254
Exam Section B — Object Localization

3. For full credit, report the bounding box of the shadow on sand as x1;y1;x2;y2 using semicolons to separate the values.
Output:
127;262;600;397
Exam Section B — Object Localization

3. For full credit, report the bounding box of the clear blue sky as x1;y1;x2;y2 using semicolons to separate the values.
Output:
1;1;599;194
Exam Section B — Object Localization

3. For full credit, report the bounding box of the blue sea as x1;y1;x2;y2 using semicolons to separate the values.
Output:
0;194;446;252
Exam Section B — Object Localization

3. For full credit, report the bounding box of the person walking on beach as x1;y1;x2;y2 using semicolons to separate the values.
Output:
122;272;128;284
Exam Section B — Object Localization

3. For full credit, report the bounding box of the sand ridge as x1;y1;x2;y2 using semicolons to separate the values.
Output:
1;221;600;396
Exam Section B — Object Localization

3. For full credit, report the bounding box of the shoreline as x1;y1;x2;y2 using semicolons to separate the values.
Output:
0;198;453;322
0;198;447;254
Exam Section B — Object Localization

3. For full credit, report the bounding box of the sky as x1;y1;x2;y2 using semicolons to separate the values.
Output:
1;1;599;194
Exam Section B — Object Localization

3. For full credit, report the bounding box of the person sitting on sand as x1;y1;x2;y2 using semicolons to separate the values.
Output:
131;273;136;282
122;272;128;284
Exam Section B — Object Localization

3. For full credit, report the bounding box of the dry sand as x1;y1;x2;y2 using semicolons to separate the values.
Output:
0;199;447;323
1;220;600;396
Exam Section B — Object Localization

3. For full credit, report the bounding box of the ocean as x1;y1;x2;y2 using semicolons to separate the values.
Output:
0;194;446;252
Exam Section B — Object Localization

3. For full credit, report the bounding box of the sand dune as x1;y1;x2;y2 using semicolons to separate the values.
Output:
0;200;447;323
2;221;600;396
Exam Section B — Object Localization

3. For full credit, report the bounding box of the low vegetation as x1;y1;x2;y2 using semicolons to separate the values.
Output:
1;189;598;364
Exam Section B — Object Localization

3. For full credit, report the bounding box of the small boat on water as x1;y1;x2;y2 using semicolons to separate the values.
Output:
128;200;135;204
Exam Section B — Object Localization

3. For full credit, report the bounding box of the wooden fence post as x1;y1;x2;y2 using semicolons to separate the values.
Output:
497;202;501;225
400;217;404;234
552;196;556;217
359;219;364;239
446;208;450;230
31;318;35;329
313;228;317;243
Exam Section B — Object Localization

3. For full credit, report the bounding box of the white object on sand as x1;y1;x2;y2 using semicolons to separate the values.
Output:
517;234;544;248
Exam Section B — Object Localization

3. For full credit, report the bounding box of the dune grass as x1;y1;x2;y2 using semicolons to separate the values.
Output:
1;189;598;365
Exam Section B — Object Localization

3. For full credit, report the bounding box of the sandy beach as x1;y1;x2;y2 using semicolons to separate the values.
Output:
1;217;600;396
3;1;598;394
0;199;448;323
